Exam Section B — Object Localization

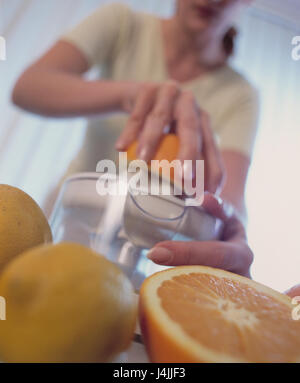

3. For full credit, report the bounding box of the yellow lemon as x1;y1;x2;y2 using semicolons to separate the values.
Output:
0;242;137;362
0;184;52;272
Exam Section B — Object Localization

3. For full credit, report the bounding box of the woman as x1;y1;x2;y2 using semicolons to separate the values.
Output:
13;0;258;213
12;0;258;276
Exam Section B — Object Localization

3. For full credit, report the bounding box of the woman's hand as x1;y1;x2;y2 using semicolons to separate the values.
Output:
116;81;225;194
147;193;254;278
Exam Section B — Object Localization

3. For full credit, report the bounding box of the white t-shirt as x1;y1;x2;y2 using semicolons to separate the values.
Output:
61;2;259;176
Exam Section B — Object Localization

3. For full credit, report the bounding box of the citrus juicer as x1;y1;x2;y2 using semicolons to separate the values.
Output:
50;172;223;290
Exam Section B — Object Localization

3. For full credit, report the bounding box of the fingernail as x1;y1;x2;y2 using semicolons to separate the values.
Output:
147;247;173;264
138;147;150;161
215;194;223;205
223;201;234;217
115;140;125;150
213;132;221;146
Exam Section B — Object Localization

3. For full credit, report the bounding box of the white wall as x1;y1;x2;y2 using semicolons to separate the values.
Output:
231;4;300;291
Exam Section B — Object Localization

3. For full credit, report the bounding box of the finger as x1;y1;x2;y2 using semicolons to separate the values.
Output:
200;111;226;194
115;83;158;150
201;193;246;241
137;81;180;161
201;192;233;222
147;240;253;276
175;91;202;179
169;121;177;134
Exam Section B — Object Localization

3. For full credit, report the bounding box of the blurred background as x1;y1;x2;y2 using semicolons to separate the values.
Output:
0;0;300;291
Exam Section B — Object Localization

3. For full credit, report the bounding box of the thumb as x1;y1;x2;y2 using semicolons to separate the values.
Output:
147;240;253;277
147;241;231;270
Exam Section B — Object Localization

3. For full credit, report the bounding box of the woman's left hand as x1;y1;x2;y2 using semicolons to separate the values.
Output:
147;193;254;278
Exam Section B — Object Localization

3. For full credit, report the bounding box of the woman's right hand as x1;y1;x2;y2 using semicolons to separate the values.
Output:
116;81;225;194
147;193;254;278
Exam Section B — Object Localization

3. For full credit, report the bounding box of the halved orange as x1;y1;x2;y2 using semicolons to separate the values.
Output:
139;266;300;363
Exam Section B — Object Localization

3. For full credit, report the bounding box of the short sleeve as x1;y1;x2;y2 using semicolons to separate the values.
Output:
218;85;260;159
60;2;131;67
